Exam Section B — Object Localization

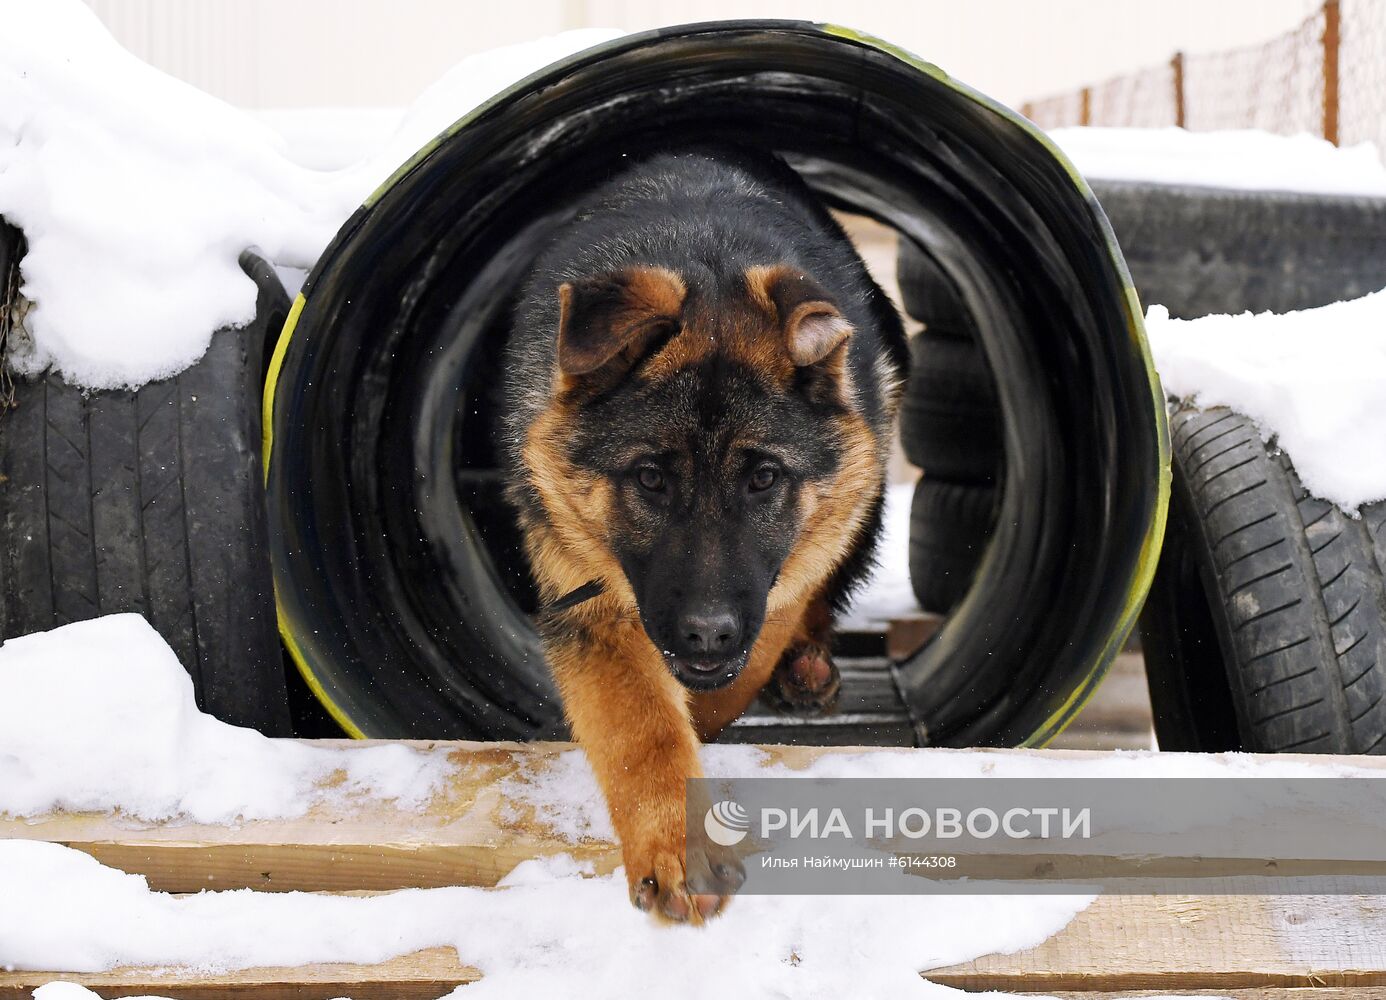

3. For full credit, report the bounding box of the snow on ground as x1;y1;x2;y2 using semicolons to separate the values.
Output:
0;612;1091;996
0;614;451;823
837;479;921;627
0;619;1094;995
0;613;1087;997
1051;126;1386;196
2;839;1092;999
250;107;404;171
26;987;1237;1000
1;609;1370;994
1146;295;1386;512
0;0;616;389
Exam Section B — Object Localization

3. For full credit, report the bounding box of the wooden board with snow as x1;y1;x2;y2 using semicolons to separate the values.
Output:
3;617;1386;999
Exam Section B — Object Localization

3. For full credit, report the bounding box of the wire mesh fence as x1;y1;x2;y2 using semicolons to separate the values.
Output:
1089;61;1179;127
1021;0;1386;156
1341;0;1386;153
1182;9;1327;134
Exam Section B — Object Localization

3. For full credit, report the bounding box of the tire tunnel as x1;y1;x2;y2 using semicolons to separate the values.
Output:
262;21;1171;746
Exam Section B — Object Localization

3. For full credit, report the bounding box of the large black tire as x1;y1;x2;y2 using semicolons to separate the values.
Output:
894;242;974;337
1140;403;1386;754
0;226;291;735
908;478;999;614
901;183;1386;322
897;332;1003;483
1090;181;1386;319
265;24;1168;748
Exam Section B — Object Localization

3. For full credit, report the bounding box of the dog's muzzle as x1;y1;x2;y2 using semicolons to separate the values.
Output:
664;650;750;692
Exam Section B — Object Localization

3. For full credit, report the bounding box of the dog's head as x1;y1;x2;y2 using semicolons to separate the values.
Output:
532;263;880;691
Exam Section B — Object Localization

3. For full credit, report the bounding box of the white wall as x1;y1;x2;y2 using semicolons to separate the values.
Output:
86;0;1320;109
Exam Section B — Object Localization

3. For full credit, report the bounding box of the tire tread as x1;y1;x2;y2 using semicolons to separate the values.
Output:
0;238;290;733
1164;402;1386;753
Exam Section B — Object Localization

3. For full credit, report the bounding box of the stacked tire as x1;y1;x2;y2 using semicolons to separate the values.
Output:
895;246;1004;614
1140;401;1386;754
0;220;292;734
1072;181;1386;756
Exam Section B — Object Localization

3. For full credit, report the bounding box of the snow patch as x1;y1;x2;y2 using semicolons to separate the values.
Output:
0;0;616;389
1051;126;1386;196
251;107;405;171
1145;295;1386;512
2;839;1092;998
837;479;921;629
0;614;451;823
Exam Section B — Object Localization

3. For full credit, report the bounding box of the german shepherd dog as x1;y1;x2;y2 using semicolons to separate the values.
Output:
504;147;907;922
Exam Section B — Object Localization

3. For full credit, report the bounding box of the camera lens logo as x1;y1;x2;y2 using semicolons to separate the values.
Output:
704;800;750;846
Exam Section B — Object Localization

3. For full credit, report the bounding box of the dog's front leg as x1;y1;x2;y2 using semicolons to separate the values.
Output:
545;618;746;922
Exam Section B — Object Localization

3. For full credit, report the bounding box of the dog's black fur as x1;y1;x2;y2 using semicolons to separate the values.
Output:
504;147;907;689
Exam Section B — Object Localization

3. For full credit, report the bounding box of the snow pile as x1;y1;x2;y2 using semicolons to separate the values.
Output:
1145;295;1386;511
250;108;404;171
0;614;450;822
0;0;616;389
1;840;1092;999
1051;126;1386;196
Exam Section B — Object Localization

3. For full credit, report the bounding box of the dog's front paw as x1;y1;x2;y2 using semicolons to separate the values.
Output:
765;641;841;715
626;837;745;924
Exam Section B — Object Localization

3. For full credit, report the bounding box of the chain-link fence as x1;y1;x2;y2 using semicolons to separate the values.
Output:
1341;0;1386;154
1022;0;1386;156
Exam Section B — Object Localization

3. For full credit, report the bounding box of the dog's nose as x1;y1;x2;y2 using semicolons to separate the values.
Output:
678;607;741;659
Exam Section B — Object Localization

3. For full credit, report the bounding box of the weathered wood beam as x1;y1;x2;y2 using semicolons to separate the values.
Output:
7;741;1386;893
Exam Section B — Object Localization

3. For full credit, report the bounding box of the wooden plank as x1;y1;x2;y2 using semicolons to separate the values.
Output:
1;741;621;893
1044;991;1386;999
927;891;1386;993
0;947;479;1000
7;741;1386;893
886;613;944;659
3;894;1385;999
8;743;1386;997
4;985;1377;1000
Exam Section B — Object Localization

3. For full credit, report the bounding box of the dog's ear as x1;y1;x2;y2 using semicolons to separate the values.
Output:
747;265;854;366
556;267;686;376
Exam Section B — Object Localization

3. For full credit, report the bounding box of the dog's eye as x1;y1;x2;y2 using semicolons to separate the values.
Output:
749;465;779;492
636;466;666;493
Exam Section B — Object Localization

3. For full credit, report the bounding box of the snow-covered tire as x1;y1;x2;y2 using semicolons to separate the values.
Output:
1140;402;1386;754
898;332;1003;483
0;226;291;735
1090;181;1386;319
908;478;999;614
904;182;1386;321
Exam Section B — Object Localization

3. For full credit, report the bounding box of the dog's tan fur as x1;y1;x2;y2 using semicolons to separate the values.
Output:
518;270;888;922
